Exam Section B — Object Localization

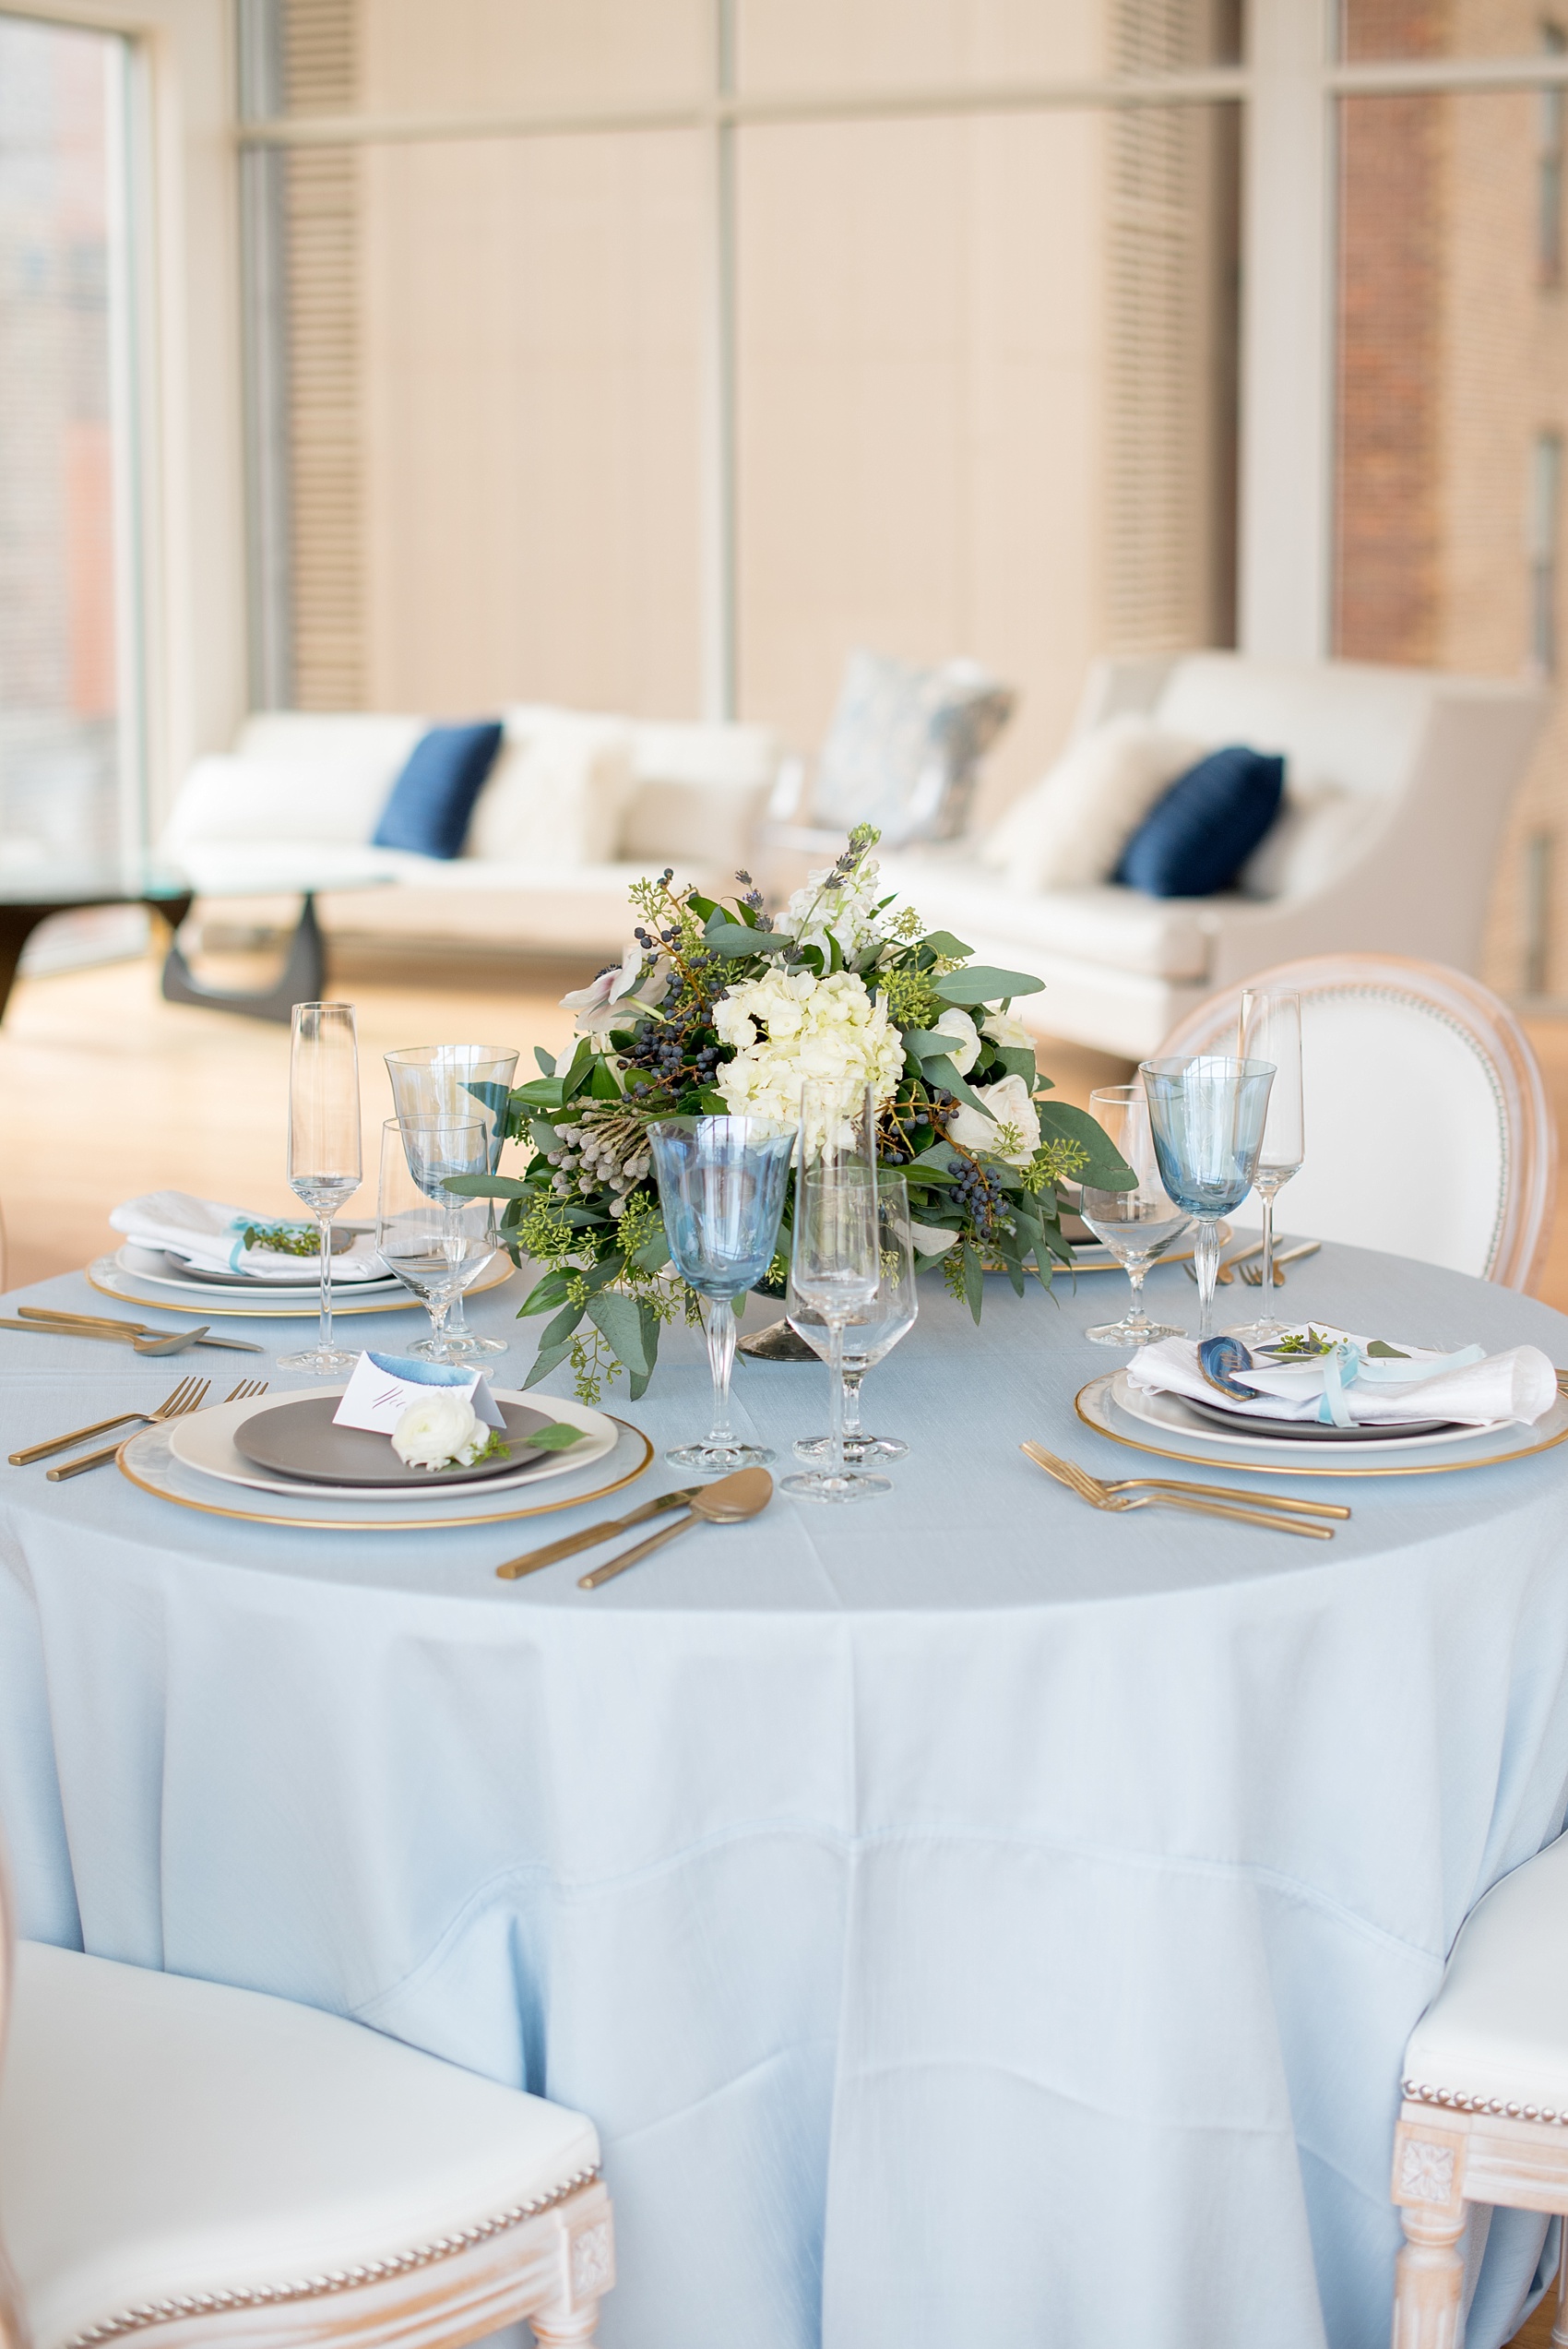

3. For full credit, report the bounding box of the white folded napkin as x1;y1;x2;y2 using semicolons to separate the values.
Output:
1126;1324;1557;1429
110;1190;386;1284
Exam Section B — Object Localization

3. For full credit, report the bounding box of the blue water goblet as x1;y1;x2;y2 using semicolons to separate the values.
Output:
1138;1055;1276;1341
647;1115;796;1473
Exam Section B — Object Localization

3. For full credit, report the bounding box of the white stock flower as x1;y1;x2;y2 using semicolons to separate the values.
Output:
980;1007;1034;1051
944;1072;1040;1168
714;967;904;1127
391;1391;487;1470
785;860;886;961
561;945;671;1036
931;1006;980;1074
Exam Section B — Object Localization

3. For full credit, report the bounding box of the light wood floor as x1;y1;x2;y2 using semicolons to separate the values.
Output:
1;943;1565;2345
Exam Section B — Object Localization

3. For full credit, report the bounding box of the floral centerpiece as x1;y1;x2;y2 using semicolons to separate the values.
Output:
457;828;1132;1401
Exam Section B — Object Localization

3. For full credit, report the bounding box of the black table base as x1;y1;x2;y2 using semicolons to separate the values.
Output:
160;892;327;1024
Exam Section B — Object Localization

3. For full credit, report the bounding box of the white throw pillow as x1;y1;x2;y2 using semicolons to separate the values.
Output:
161;755;396;853
467;714;638;866
979;715;1204;892
1239;783;1380;900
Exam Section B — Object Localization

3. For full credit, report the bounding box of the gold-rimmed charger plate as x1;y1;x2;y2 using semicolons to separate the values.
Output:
1075;1369;1568;1479
89;1251;516;1319
116;1410;653;1531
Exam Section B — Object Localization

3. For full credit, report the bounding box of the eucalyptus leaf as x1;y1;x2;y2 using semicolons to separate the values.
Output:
961;1241;984;1324
525;1423;588;1451
932;965;1045;1007
920;930;974;960
588;1289;652;1377
522;1340;575;1390
1037;1100;1137;1189
533;1046;556;1078
444;1173;531;1199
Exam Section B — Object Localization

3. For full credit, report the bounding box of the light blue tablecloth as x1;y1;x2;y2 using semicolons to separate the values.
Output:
3;1245;1568;2349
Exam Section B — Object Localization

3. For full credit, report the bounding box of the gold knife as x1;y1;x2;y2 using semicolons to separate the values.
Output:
495;1485;705;1580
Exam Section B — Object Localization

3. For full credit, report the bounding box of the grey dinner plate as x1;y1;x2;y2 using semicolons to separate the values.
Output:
233;1396;558;1486
1182;1394;1455;1444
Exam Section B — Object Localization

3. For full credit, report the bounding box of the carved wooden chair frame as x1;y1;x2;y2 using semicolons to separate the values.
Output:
1391;2095;1568;2347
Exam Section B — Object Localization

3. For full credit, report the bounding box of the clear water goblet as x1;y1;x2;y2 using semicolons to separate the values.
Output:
1227;990;1304;1343
375;1116;499;1364
1079;1085;1191;1346
788;1173;918;1462
1138;1055;1276;1341
781;1080;888;1505
386;1043;519;1358
647;1114;796;1474
279;1001;362;1375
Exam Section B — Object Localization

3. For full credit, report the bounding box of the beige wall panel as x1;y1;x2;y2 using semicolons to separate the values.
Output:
359;132;704;720
356;0;709;115
734;111;1108;812
734;0;1110;96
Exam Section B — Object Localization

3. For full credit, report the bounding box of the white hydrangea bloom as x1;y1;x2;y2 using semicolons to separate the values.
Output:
714;967;904;1127
944;1073;1040;1168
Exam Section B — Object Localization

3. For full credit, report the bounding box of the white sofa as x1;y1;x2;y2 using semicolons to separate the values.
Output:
877;653;1550;1059
161;705;784;961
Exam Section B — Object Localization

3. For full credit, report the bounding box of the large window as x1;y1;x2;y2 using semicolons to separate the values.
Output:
0;11;140;865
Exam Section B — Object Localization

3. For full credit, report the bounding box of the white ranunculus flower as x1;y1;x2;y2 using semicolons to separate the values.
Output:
561;944;671;1037
931;1006;980;1074
391;1391;487;1470
714;967;905;1129
944;1073;1041;1168
980;1007;1034;1051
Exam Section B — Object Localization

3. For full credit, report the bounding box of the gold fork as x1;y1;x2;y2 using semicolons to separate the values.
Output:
1020;1443;1337;1539
1022;1441;1348;1520
11;1374;210;1468
42;1377;246;1480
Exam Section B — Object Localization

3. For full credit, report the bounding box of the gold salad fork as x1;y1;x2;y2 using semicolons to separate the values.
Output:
42;1377;267;1480
10;1374;211;1468
1020;1443;1342;1539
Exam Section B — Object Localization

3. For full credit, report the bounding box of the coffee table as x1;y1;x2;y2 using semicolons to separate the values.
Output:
0;864;194;1023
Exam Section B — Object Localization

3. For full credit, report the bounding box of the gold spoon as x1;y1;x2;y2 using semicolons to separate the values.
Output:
578;1466;773;1589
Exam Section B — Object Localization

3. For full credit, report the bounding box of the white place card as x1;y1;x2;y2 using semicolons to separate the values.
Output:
332;1350;506;1436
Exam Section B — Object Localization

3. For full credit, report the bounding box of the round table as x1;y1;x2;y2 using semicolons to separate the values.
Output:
3;1244;1567;2349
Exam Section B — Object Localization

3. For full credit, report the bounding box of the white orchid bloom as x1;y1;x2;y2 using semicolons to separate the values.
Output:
980;1007;1035;1051
931;1006;981;1075
944;1073;1040;1168
561;945;671;1036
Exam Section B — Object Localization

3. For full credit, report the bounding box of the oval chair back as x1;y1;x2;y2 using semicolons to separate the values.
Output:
0;1835;29;2349
1157;952;1555;1291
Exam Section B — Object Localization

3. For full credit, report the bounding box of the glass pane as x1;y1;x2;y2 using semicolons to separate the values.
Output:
0;13;129;863
1336;88;1568;993
1340;1;1563;64
735;0;1240;96
736;104;1239;817
270;132;705;718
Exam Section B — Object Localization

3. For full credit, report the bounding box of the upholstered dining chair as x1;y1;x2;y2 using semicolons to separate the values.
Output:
0;1857;614;2349
1390;1833;1568;2347
1157;953;1556;1292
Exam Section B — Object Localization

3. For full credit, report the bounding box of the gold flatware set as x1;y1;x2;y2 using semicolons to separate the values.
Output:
6;1306;264;1354
1182;1237;1320;1288
1020;1441;1348;1539
7;1377;269;1479
497;1465;774;1588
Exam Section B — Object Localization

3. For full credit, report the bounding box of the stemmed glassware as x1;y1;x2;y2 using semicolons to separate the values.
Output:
1228;990;1304;1343
279;1002;362;1375
386;1044;519;1359
1138;1055;1276;1341
781;1081;888;1505
647;1113;796;1473
374;1116;499;1363
1078;1085;1191;1347
788;1173;918;1462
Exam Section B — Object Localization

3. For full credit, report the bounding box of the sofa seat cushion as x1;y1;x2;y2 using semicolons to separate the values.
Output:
1401;1835;1568;2123
1;1942;600;2349
877;860;1213;980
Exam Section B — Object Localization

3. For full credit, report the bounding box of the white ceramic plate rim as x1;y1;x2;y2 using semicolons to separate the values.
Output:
169;1387;616;1500
1111;1369;1515;1456
118;1242;401;1299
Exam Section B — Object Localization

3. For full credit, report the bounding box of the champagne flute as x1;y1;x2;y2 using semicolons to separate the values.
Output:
279;1002;362;1374
386;1044;519;1358
1228;990;1304;1342
1138;1055;1275;1341
788;1174;918;1461
782;1081;888;1504
375;1117;498;1363
1078;1085;1190;1346
646;1114;796;1473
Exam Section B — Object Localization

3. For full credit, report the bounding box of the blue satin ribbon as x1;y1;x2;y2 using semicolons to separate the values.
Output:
1313;1340;1485;1424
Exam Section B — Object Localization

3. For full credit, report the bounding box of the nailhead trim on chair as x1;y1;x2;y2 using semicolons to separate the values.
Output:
64;2164;603;2347
1403;2079;1565;2122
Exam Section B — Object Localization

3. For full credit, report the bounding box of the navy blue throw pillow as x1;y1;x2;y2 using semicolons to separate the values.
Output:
371;721;505;860
1115;745;1285;898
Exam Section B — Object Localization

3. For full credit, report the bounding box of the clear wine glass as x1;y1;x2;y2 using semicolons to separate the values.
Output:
279;1001;362;1375
1228;990;1304;1343
386;1044;519;1359
781;1081;888;1504
374;1116;498;1363
788;1173;918;1462
1138;1055;1276;1342
1079;1085;1191;1347
647;1114;796;1473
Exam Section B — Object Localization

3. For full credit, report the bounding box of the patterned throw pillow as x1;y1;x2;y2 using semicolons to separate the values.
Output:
812;650;1016;847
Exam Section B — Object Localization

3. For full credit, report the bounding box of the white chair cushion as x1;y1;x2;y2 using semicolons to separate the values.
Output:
1238;782;1382;900
979;715;1205;892
161;757;400;854
1;1943;599;2349
618;720;782;867
1151;652;1431;800
470;712;638;865
1404;1835;1568;2119
232;714;427;772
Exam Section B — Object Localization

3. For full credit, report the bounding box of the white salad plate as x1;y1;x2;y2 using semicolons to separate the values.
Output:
90;1246;515;1318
